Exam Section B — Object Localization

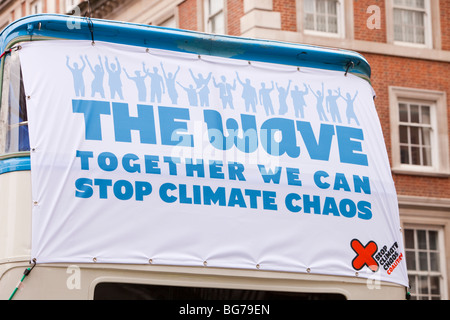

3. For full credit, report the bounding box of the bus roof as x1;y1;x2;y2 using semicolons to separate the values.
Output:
0;14;371;80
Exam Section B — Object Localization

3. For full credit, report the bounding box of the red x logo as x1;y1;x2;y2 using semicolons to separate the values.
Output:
351;239;379;272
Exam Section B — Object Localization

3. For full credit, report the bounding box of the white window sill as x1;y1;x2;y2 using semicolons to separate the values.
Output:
392;166;450;178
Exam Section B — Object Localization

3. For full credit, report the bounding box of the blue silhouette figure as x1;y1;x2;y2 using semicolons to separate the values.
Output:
276;80;291;115
105;56;123;100
236;72;257;113
177;82;199;107
85;55;105;99
189;69;212;107
213;76;236;110
290;84;309;118
308;83;328;122
143;63;165;103
338;88;360;126
66;55;86;97
259;81;275;116
124;67;147;102
161;63;181;104
326;89;341;123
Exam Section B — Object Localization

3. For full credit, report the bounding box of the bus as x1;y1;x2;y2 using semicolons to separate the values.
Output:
0;13;409;300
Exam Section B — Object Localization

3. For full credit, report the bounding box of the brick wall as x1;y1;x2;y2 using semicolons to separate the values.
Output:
273;0;297;31
226;0;244;36
353;0;386;43
441;0;450;51
178;0;198;31
364;52;450;198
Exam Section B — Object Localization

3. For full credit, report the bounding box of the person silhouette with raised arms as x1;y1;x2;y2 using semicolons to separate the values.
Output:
66;55;86;97
308;82;328;122
213;75;236;110
161;63;181;104
177;82;199;107
143;63;165;103
85;55;105;99
124;67;147;102
259;81;275;116
236;71;257;113
326;88;341;123
105;56;123;100
189;69;212;107
290;84;309;118
338;88;360;126
276;80;291;115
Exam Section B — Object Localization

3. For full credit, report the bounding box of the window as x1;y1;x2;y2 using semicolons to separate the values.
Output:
0;51;29;155
389;87;449;175
94;282;346;300
204;0;225;34
30;0;42;15
392;0;431;46
398;102;432;166
404;227;446;300
303;0;344;37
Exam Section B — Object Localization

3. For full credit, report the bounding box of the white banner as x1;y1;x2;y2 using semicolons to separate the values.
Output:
20;40;408;286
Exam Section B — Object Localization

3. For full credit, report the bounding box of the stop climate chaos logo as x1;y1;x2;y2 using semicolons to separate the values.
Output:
351;239;403;275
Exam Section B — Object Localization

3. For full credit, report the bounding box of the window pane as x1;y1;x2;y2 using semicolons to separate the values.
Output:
422;147;431;166
399;103;408;122
304;0;339;34
406;250;417;270
414;0;425;9
316;0;326;14
305;13;315;29
405;229;415;248
399;125;409;143
410;126;419;144
211;12;224;34
328;16;337;33
428;231;438;250
421;105;430;124
419;275;429;296
393;9;404;41
429;252;439;271
400;145;410;164
419;252;428;271
394;25;403;41
418;230;427;249
415;27;425;44
327;0;337;15
304;0;315;13
415;11;424;26
317;15;327;32
421;127;431;146
410;104;419;123
430;276;440;295
0;52;29;155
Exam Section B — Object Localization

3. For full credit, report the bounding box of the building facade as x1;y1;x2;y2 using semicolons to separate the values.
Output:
0;0;449;300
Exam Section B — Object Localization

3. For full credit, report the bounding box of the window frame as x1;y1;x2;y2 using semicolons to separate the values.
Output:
398;101;434;167
299;0;346;39
403;225;448;300
204;0;226;35
386;0;433;48
389;86;449;176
